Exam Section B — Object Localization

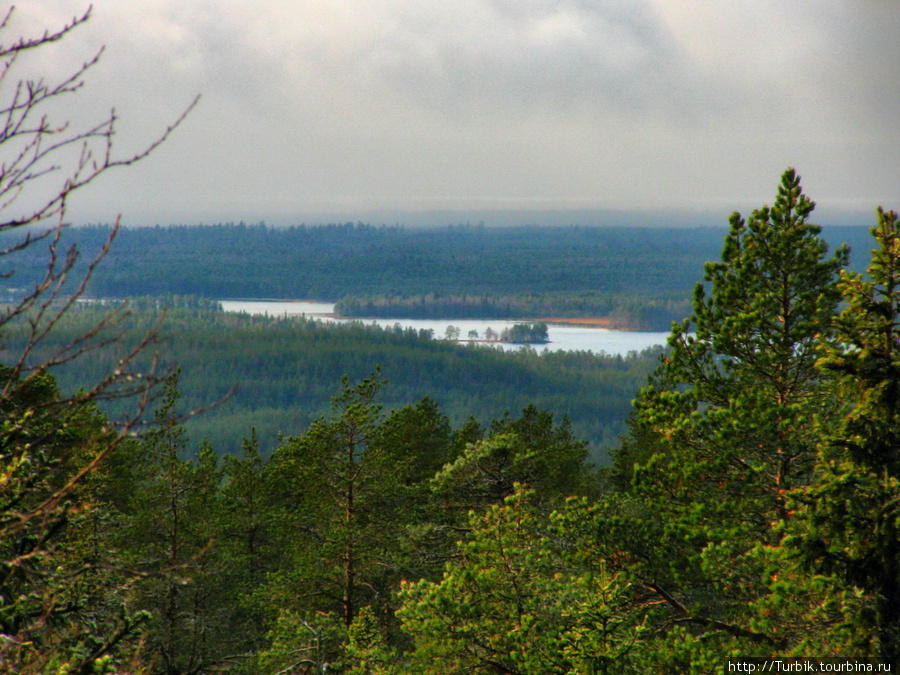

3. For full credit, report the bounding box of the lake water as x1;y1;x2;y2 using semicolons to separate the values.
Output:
218;300;671;356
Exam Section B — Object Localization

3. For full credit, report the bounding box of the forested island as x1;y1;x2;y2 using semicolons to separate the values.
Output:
491;321;550;343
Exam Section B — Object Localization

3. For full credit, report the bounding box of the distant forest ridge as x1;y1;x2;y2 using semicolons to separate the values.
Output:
1;222;875;329
123;204;872;228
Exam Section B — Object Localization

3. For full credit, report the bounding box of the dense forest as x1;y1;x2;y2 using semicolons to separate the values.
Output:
6;300;661;460
0;221;725;299
7;168;900;673
0;221;877;330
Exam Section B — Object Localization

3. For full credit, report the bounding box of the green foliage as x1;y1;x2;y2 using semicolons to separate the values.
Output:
433;405;593;513
791;207;900;661
118;372;226;673
10;165;899;671
607;169;857;660
345;606;401;675
374;396;456;487
263;372;411;632
254;377;600;672
504;322;550;344
0;365;150;673
399;486;646;674
255;610;347;675
627;169;847;527
114;372;273;672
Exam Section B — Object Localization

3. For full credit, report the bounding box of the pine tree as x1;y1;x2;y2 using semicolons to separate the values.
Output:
264;372;404;630
216;428;272;654
124;372;229;674
398;486;645;674
432;404;591;514
618;169;849;655
628;168;847;532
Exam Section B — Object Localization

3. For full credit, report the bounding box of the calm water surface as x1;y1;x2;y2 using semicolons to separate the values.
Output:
219;300;670;356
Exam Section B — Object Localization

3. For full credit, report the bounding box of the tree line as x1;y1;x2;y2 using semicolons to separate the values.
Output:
334;293;692;331
3;218;875;332
0;222;726;302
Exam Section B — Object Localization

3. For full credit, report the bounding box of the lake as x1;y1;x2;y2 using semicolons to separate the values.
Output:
219;300;671;356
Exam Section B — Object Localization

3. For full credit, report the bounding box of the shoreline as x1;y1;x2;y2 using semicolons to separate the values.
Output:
535;316;615;328
217;300;667;333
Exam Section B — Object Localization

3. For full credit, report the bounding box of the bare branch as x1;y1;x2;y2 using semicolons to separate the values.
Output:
0;7;200;669
0;7;93;59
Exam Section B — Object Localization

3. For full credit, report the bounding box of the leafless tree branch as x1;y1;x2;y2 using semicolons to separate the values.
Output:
0;6;199;670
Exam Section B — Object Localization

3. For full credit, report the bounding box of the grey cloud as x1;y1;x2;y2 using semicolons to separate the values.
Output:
10;1;900;224
294;1;712;122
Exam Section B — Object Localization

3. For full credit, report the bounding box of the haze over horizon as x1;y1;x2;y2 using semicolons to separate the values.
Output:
13;2;900;227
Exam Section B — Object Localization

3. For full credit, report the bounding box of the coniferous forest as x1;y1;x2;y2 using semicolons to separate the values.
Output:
3;302;662;461
2;8;900;675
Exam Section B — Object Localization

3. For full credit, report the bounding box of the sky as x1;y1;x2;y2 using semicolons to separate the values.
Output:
9;1;900;227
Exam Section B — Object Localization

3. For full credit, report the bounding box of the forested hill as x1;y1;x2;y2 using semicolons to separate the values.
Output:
3;222;874;330
89;223;878;298
3;222;872;329
12;300;663;461
6;222;731;300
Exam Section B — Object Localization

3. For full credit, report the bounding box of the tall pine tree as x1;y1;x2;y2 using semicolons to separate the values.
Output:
628;168;847;533
618;169;849;657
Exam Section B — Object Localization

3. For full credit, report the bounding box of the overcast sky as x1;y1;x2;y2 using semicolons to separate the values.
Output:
10;1;900;226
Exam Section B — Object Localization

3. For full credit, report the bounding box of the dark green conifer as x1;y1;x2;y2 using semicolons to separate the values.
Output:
793;207;900;661
617;169;850;658
629;168;848;532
